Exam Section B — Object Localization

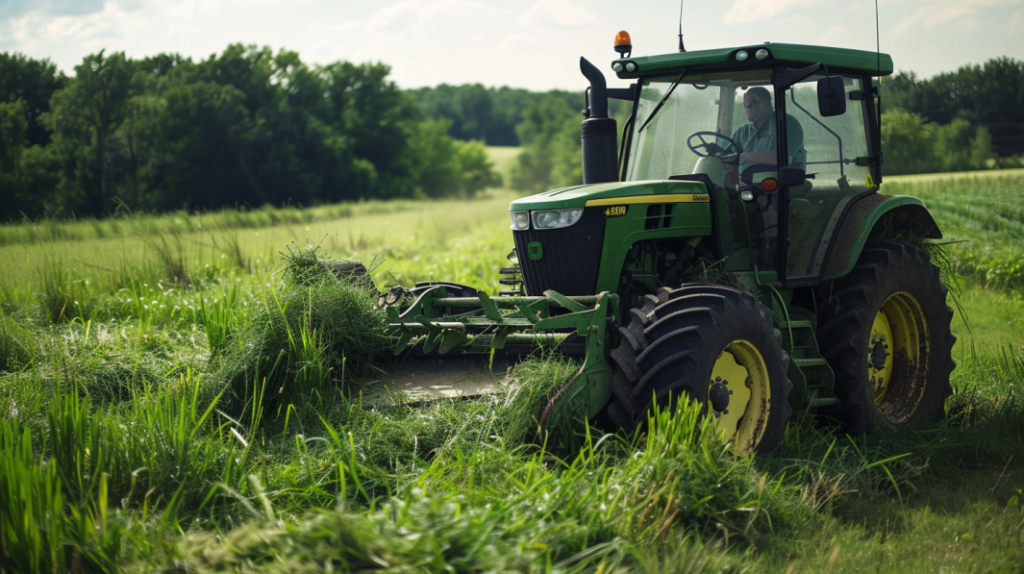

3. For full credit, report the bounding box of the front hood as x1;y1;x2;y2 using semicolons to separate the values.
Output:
509;180;707;211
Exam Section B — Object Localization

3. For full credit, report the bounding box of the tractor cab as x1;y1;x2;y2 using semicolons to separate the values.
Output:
605;43;891;287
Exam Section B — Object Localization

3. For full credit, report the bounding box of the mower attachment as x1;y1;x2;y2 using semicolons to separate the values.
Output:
384;285;620;441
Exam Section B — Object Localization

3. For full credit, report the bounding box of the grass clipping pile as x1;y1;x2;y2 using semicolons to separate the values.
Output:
212;246;390;415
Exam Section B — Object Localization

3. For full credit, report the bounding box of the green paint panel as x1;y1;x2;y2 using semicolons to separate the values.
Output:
612;43;894;80
594;202;712;293
823;195;939;281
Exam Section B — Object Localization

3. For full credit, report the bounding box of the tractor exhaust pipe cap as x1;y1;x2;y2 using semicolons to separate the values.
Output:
580;57;609;118
579;57;618;184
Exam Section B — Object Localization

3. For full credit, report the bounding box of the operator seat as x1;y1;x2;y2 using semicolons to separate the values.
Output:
692;157;726;189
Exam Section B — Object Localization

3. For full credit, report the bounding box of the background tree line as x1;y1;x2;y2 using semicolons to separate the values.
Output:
880;56;1024;175
414;57;1024;186
0;47;502;222
411;84;630;194
2;49;1021;222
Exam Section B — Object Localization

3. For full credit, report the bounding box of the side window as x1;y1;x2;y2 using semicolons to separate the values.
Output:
785;76;876;279
786;76;872;191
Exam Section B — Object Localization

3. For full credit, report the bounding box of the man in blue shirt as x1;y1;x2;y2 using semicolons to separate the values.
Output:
723;87;805;179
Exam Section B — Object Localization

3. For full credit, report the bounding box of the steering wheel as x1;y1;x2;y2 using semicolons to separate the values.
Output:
687;131;741;158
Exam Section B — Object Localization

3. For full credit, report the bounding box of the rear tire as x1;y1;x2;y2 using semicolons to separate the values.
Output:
607;284;793;454
816;240;956;432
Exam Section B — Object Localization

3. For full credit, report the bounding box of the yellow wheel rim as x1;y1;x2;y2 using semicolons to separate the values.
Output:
867;292;930;423
708;340;771;455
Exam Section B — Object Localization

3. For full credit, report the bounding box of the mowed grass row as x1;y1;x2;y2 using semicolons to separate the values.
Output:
0;172;1022;572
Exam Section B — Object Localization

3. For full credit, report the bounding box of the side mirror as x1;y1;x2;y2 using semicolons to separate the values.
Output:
817;76;847;117
779;166;806;186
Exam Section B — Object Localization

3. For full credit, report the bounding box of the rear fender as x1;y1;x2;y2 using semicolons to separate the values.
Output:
822;194;942;281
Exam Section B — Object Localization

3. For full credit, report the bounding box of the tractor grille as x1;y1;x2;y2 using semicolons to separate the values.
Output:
512;207;606;296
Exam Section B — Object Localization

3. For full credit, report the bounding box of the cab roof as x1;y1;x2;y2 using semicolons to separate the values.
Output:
612;43;893;80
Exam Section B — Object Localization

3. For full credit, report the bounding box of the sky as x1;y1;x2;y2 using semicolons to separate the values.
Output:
1;0;1021;92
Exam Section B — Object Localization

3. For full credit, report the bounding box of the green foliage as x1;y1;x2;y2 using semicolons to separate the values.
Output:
213;251;389;417
2;176;1024;571
882;173;1024;294
412;83;633;147
881;109;996;175
0;421;127;573
35;256;93;323
0;47;502;221
45;50;133;216
885;57;1024;128
0;52;67;147
0;313;35;373
407;120;503;197
510;95;583;193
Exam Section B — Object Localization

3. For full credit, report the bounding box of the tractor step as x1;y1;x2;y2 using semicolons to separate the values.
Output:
500;266;521;274
793;357;829;368
780;319;812;329
499;278;522;285
778;304;839;413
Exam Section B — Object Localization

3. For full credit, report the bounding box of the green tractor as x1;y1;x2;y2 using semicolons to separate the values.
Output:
381;37;955;454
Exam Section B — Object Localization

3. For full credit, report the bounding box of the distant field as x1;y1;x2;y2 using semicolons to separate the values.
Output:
1;169;1023;572
887;167;1024;183
883;172;1024;297
0;192;518;296
486;145;522;183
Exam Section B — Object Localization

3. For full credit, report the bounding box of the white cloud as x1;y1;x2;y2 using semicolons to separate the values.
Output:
1007;11;1024;32
809;24;847;46
723;0;803;24
890;0;1021;38
519;0;596;29
305;0;511;68
3;1;137;50
495;32;532;52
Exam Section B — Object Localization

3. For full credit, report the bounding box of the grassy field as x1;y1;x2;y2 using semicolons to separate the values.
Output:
1;164;1023;572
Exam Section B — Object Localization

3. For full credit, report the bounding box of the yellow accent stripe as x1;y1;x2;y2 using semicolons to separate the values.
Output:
585;194;709;207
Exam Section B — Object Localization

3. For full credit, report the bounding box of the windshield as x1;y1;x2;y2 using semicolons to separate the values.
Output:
625;68;878;281
626;69;774;185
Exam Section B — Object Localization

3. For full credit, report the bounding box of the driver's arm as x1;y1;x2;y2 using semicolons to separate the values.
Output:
720;131;742;167
734;150;795;165
721;150;794;168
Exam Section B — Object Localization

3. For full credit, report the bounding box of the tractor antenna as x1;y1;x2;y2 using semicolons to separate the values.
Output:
678;0;686;52
875;0;882;127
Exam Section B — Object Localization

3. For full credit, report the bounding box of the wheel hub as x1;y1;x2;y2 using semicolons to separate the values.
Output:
709;379;732;412
869;336;889;371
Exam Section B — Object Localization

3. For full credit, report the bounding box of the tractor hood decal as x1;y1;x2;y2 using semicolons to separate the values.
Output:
510;180;707;211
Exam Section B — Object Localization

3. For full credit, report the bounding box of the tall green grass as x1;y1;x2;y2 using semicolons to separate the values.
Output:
1;176;1024;571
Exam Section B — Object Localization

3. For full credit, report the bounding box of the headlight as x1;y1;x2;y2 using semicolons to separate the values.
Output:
510;211;530;230
531;208;583;230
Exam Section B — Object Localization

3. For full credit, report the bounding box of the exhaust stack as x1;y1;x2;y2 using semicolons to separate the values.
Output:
579;57;619;185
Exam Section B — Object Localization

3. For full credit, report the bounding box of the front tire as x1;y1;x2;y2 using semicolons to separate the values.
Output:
816;240;956;432
606;285;792;454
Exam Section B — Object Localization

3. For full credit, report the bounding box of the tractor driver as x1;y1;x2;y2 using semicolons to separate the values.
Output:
722;87;806;181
